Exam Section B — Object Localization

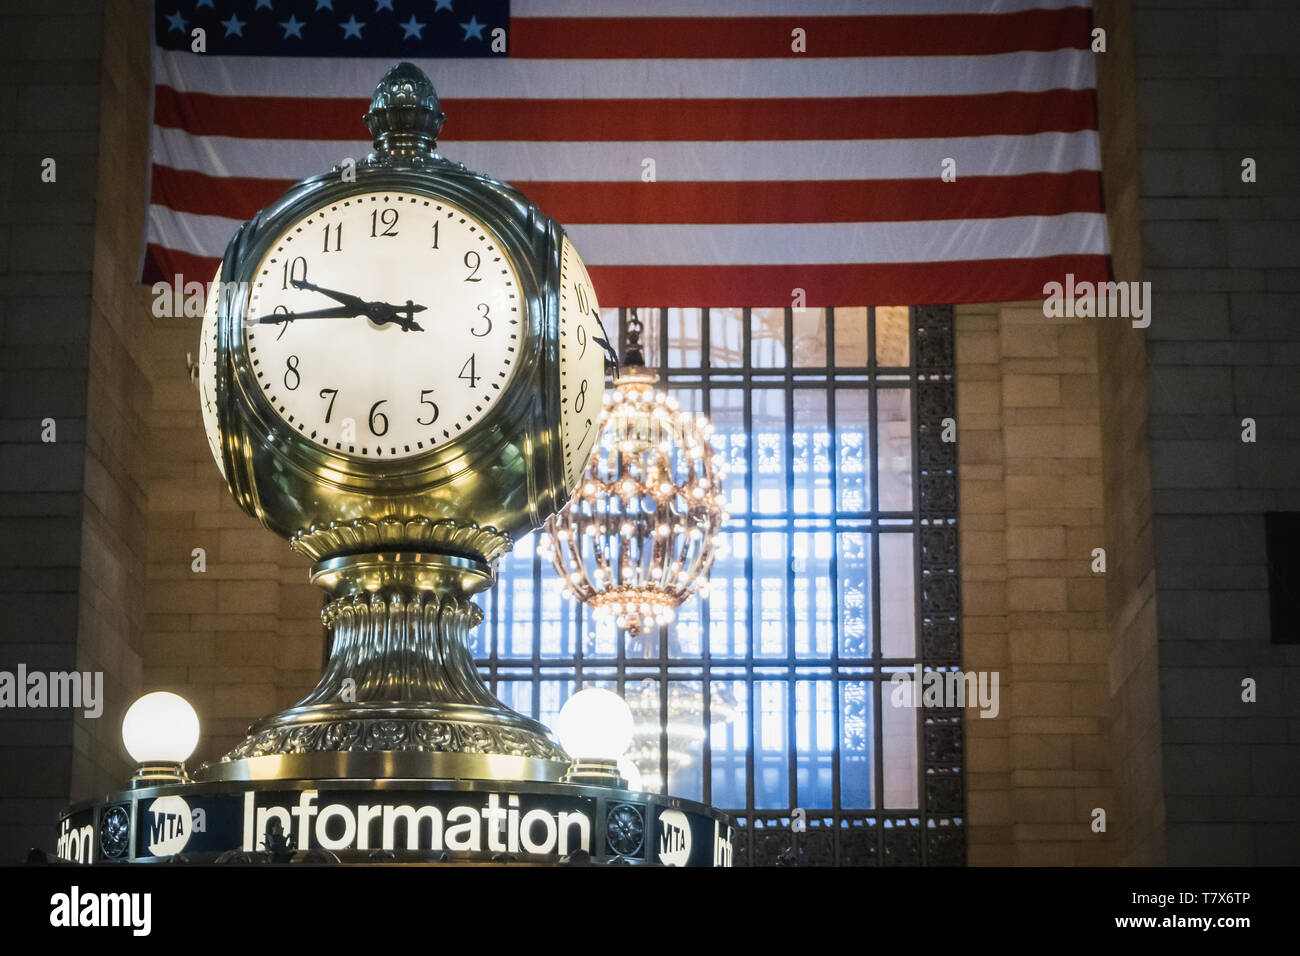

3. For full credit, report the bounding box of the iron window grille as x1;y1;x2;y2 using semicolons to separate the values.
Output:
474;305;963;866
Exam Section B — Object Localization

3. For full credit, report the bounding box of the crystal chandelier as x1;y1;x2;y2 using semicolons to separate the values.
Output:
541;312;727;636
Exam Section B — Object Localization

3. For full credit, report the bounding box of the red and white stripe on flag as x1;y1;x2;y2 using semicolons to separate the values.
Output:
143;0;1111;306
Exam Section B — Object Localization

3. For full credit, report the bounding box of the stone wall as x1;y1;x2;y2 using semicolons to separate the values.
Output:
1093;0;1164;866
71;0;154;814
0;0;106;862
958;301;1114;865
1132;0;1300;865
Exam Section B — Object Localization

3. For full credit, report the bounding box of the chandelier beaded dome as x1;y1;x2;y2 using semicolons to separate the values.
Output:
542;312;728;636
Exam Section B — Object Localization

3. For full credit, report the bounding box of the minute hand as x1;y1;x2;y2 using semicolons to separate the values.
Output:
256;306;360;322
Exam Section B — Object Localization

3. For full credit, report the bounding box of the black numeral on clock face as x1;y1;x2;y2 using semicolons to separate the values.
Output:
576;323;587;359
368;399;389;436
319;387;338;422
463;250;481;282
575;378;589;413
272;305;291;340
417;389;439;425
322;222;341;252
575;282;589;314
459;354;479;388
284;354;301;390
281;256;307;290
370;208;399;237
471;303;492;337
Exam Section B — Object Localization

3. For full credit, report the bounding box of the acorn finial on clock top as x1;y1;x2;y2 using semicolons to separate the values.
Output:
364;61;446;161
195;61;611;783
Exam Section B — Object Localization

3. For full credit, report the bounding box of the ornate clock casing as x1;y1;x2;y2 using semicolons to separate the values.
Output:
196;63;608;783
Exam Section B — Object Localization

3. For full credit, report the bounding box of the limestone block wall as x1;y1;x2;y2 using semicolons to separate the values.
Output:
1094;0;1164;866
958;301;1115;865
0;0;107;862
1132;0;1300;865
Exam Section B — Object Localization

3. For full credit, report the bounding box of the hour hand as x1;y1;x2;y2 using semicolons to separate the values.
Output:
290;279;367;312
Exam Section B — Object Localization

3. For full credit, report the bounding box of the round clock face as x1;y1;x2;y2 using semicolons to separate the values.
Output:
198;265;225;478
242;191;524;459
556;235;608;492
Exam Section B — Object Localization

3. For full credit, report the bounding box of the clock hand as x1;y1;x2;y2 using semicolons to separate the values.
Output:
590;309;620;373
290;278;368;312
289;279;427;331
366;300;426;332
254;306;360;323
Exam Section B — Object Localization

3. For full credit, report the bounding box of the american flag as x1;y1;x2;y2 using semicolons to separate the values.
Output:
145;0;1111;306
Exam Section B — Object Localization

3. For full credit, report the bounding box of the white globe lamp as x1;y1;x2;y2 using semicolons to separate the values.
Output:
555;687;634;787
122;691;201;787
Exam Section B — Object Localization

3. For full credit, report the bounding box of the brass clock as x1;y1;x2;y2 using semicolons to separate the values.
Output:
196;63;610;783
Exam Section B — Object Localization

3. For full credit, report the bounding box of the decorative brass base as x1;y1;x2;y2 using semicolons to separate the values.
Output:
131;761;191;789
199;550;568;782
563;758;627;789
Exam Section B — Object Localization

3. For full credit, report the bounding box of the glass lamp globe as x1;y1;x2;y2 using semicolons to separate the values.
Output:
555;688;634;787
122;691;201;787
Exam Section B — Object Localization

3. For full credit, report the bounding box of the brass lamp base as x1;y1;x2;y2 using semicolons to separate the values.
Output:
131;761;191;789
198;550;568;783
562;758;627;789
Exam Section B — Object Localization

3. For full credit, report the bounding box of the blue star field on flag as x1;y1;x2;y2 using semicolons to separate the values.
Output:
154;0;508;57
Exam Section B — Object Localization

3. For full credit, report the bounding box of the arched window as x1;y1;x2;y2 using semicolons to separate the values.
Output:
472;306;963;866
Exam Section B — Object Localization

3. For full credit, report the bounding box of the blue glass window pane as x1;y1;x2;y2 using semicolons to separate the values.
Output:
754;532;788;659
794;531;834;659
674;588;704;658
837;532;872;658
796;680;835;809
539;679;574;729
840;680;874;809
709;389;748;517
793;391;832;514
710;680;748;809
667;681;705;802
497;680;535;720
626;677;663;794
586;610;619;659
539;571;573;659
836;390;870;512
753;680;789;809
707;531;749;659
753;389;787;514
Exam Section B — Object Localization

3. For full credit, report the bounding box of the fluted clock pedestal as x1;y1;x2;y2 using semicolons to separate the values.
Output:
197;545;568;784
